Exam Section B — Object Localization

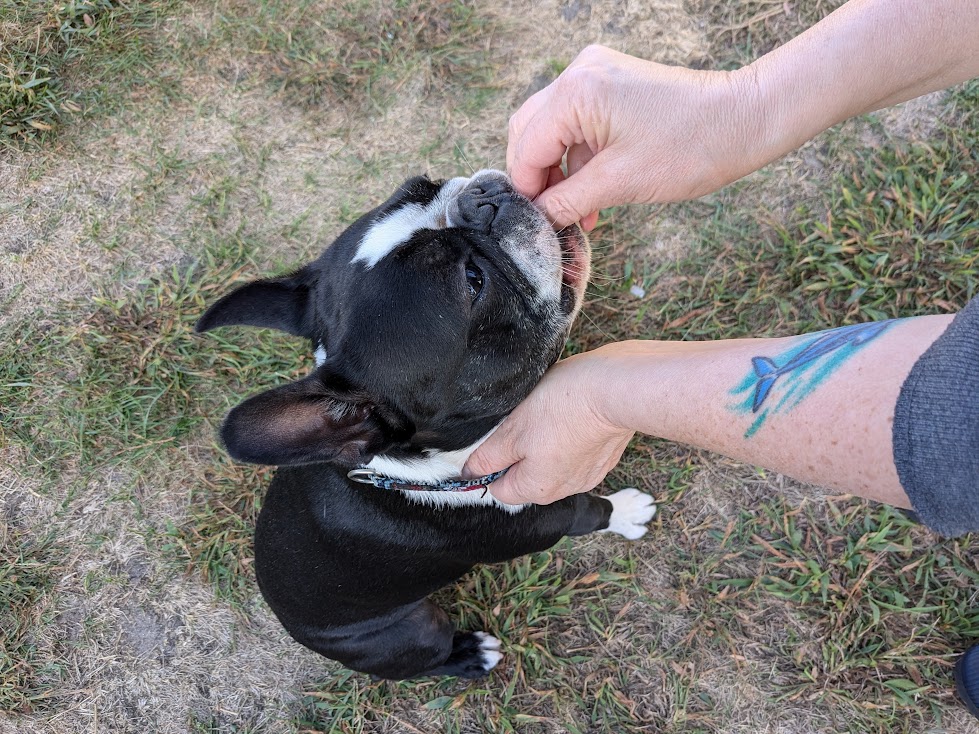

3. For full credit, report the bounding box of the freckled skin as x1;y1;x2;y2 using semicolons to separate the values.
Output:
562;315;954;511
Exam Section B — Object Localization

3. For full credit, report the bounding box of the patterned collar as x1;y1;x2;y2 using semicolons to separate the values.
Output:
346;467;508;493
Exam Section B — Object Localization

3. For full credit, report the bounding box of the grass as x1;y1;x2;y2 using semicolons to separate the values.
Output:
194;0;502;114
1;258;286;475
296;548;648;734
700;0;847;67
591;81;979;345
2;0;979;731
0;0;181;144
702;497;979;730
0;251;309;609
0;526;63;712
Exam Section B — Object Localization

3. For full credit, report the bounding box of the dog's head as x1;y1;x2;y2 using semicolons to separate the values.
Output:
197;170;589;472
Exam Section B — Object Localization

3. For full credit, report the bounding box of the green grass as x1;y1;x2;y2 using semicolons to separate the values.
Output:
2;258;281;474
196;0;502;114
591;81;979;345
700;0;847;68
700;499;979;732
3;0;979;729
0;527;63;712
0;0;181;144
297;547;648;734
0;250;307;602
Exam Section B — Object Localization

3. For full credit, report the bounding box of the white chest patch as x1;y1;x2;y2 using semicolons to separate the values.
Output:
363;429;526;513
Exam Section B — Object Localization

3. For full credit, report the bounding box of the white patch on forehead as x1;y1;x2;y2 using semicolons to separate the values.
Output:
351;177;469;268
314;344;327;366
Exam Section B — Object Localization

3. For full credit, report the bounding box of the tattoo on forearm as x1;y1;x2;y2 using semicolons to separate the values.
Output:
730;321;894;438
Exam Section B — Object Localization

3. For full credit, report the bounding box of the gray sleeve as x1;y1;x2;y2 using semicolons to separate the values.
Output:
892;297;979;537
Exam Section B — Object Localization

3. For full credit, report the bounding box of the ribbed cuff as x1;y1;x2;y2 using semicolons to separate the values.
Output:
893;297;979;537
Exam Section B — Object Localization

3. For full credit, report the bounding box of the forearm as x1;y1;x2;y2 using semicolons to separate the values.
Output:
729;0;979;179
592;315;955;507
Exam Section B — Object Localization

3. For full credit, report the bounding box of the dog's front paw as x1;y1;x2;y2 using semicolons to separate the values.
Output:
599;488;657;540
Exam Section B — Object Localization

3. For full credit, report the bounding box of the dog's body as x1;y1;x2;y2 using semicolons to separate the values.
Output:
197;170;656;679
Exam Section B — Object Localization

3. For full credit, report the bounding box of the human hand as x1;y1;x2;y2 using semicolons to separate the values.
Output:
462;348;635;505
507;45;758;230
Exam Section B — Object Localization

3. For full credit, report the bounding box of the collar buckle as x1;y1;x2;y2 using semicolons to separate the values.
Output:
347;468;381;485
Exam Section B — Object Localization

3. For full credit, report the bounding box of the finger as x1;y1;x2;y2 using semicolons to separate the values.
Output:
506;86;550;170
534;154;613;229
566;141;594;177
566;144;599;231
461;434;516;480
508;95;582;201
545;164;565;189
485;462;559;506
506;89;557;199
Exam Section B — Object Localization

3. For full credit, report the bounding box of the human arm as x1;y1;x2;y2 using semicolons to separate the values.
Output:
463;314;956;509
508;0;979;229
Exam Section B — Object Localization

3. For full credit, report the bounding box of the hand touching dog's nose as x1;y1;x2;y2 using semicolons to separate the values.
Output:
453;177;513;231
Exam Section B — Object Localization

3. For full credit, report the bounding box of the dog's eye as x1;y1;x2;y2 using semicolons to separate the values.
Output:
465;262;484;301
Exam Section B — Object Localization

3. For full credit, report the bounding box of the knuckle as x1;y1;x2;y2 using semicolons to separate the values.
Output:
578;44;609;63
547;191;582;224
558;64;591;94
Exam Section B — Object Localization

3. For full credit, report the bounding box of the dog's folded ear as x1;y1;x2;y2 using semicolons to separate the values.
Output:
195;268;314;337
220;370;408;467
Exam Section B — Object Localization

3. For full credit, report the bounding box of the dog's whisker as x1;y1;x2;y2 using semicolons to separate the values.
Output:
455;143;477;175
577;308;616;342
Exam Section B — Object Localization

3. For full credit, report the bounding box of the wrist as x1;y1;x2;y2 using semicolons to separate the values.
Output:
582;341;681;434
722;62;802;183
702;67;770;190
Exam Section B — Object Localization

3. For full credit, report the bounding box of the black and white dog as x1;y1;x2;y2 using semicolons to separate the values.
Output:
196;170;656;679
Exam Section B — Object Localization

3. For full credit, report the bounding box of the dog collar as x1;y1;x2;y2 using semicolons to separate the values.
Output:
346;467;508;493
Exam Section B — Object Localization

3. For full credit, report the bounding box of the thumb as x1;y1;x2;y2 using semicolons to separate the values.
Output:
462;429;518;481
534;158;613;230
481;460;544;506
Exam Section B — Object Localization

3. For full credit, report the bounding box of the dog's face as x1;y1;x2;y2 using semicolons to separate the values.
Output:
197;170;589;469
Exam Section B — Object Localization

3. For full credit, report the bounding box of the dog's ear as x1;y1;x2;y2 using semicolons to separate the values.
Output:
220;370;408;467
195;268;314;337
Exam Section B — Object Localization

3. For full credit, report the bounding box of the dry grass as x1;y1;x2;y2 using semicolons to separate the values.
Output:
2;1;978;733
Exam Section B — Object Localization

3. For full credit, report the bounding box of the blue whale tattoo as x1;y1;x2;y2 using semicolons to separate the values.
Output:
749;321;893;413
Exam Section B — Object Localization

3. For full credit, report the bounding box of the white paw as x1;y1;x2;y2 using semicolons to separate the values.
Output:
598;488;657;540
473;631;503;671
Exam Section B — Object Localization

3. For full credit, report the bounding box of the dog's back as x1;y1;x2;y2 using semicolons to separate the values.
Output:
198;171;655;679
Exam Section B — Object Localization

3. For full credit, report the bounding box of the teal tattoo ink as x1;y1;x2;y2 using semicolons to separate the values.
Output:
729;321;894;438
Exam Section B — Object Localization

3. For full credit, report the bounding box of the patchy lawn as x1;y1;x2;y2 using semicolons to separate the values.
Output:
1;1;977;732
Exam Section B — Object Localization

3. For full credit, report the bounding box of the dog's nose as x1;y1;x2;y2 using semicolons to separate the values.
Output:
454;178;514;231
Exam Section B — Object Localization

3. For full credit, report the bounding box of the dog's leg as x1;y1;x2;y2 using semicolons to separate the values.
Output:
283;598;502;680
565;489;657;540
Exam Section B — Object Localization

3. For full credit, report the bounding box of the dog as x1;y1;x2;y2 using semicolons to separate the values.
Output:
196;170;657;679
